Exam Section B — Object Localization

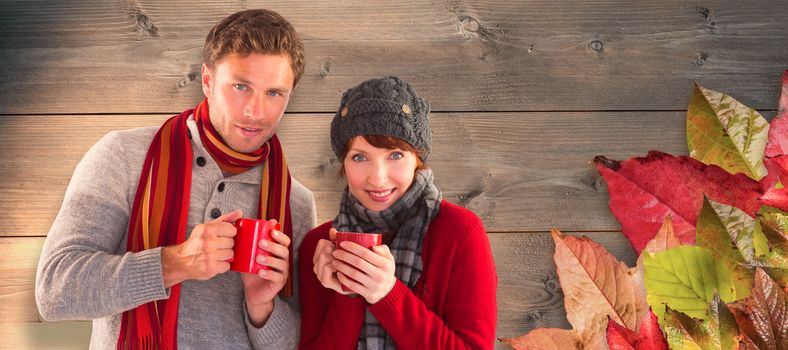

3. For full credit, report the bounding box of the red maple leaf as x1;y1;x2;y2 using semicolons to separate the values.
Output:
762;187;788;213
762;156;787;192
762;71;788;193
606;309;668;350
765;70;788;158
594;151;762;254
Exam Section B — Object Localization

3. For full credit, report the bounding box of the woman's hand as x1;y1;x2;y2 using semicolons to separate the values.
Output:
332;241;396;304
312;228;352;294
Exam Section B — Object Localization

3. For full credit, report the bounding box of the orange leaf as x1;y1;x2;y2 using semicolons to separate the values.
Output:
501;316;609;350
500;328;581;350
641;216;683;255
551;229;649;332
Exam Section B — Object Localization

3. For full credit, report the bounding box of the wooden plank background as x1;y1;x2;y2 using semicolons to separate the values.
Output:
1;1;786;349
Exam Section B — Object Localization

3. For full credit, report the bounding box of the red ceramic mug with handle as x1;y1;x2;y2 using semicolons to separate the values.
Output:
229;218;279;274
335;232;383;292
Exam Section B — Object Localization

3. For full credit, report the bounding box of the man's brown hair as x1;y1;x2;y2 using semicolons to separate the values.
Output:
204;9;305;87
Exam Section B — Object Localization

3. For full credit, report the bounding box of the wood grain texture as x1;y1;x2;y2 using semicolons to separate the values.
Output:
1;1;778;348
1;1;786;114
0;112;689;237
0;231;636;349
1;321;91;350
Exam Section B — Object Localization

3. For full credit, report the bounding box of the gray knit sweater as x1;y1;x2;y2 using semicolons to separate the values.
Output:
35;118;317;349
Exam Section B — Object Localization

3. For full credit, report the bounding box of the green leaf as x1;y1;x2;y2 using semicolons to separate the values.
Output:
754;211;788;287
759;211;788;261
687;83;769;180
753;218;770;258
696;197;755;263
663;295;739;350
643;246;739;324
753;206;787;256
695;198;756;300
756;210;788;270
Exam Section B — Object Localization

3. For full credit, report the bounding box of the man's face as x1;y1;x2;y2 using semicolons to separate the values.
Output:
201;53;295;153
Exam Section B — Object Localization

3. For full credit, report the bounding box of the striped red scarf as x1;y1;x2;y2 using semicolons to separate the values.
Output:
117;99;293;350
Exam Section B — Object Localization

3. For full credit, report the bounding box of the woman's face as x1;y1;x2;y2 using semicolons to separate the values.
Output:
343;137;419;212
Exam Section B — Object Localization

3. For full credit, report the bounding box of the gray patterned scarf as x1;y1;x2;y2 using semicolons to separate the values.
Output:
332;168;442;350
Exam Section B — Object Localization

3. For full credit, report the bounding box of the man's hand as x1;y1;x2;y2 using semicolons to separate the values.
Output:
161;209;242;288
241;220;291;327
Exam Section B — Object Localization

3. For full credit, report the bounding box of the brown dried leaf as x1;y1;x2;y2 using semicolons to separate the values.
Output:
728;269;788;350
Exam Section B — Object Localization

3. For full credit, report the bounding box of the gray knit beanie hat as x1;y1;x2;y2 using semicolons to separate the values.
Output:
330;76;432;160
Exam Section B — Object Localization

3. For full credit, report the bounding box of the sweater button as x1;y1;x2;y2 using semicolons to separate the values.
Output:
196;156;206;167
217;182;225;192
210;208;221;219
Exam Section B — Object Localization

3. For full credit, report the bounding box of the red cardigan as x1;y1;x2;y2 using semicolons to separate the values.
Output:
298;200;497;350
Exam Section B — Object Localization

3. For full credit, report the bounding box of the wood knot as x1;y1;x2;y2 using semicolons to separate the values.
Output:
579;171;607;192
457;190;482;207
696;52;708;66
522;310;544;327
134;12;158;36
458;15;481;33
320;61;331;78
696;6;716;27
318;157;340;172
542;272;560;292
176;71;198;88
589;40;604;53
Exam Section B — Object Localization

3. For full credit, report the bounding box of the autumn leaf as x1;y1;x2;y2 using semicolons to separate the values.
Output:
758;211;788;268
762;187;788;213
695;198;756;299
641;216;683;255
642;246;742;323
764;70;788;158
761;71;788;193
687;83;770;180
552;230;649;334
754;212;788;288
500;327;602;350
637;216;684;275
728;268;788;350
593;151;762;254
738;335;762;350
697;197;757;263
606;308;668;350
761;156;788;192
500;315;611;350
662;294;740;350
767;156;788;185
504;231;649;350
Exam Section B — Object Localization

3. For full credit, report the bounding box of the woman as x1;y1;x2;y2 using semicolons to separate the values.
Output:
299;76;497;349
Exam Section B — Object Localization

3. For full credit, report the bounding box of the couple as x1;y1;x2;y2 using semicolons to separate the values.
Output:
35;9;497;350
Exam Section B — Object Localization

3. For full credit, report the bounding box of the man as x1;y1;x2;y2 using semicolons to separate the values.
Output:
35;9;316;349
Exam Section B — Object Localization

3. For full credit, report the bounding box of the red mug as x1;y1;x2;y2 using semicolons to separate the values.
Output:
229;218;279;274
335;232;383;292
